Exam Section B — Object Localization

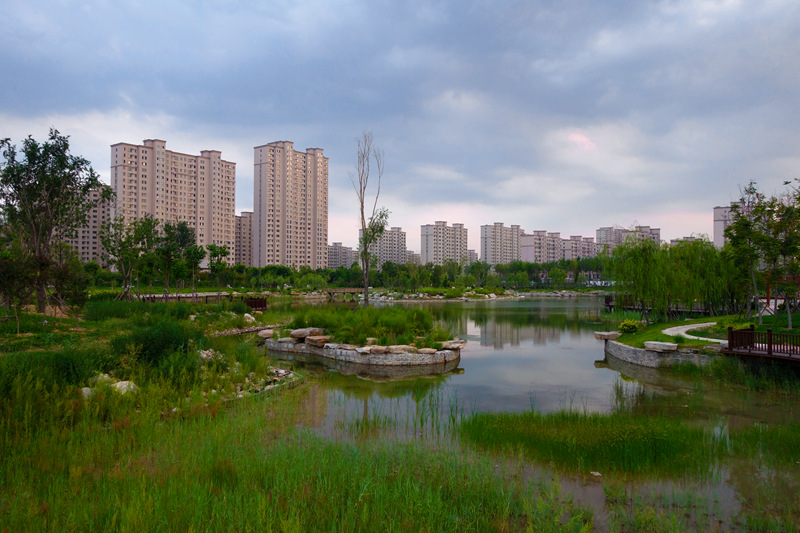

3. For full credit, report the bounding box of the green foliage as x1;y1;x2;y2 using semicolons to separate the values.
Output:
110;318;195;368
0;129;111;312
288;306;449;346
0;346;114;397
618;319;644;334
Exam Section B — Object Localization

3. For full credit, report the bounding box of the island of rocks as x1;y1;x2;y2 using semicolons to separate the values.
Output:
259;327;465;366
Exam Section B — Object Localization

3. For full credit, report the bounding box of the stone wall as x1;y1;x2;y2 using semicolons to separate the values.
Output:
604;340;716;368
264;339;462;366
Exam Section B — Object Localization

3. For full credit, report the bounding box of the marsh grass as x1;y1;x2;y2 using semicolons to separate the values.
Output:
668;357;800;393
289;306;451;347
459;410;727;476
0;383;593;532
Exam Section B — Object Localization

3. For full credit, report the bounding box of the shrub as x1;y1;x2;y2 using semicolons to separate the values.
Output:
618;319;644;334
110;318;194;368
229;300;250;315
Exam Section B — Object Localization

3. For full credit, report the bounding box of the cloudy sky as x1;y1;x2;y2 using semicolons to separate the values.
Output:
2;0;798;252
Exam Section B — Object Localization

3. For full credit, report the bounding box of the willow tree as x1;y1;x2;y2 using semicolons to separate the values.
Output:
610;238;667;323
351;132;388;306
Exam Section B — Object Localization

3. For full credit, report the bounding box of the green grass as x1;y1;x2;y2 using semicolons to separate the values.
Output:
0;382;595;532
614;316;725;349
668;357;800;393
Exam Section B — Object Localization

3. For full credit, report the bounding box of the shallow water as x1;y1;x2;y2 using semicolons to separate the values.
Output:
266;297;800;530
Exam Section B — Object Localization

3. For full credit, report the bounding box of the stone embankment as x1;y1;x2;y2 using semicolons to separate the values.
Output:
594;332;718;368
262;327;465;366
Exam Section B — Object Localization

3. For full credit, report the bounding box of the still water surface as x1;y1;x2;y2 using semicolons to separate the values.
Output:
266;297;800;530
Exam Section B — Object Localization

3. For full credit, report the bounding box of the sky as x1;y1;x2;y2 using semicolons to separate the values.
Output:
2;0;799;253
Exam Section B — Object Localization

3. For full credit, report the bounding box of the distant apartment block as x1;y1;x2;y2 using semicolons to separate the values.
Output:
372;226;407;267
327;242;359;269
253;141;328;269
234;211;253;267
406;250;421;265
713;204;738;248
420;221;468;265
670;236;699;246
563;235;598;260
65;187;113;265
521;231;597;263
480;223;522;266
596;225;660;252
110;139;236;261
467;249;479;265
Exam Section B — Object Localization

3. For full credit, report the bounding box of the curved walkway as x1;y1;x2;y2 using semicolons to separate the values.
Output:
661;322;727;346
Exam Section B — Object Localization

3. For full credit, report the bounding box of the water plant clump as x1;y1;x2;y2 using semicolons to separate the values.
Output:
288;305;452;347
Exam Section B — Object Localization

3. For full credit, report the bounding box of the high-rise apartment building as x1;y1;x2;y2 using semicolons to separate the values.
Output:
110;139;236;260
253;141;328;269
65;187;113;265
521;231;597;263
480;223;522;265
370;226;407;267
596;225;660;253
328;242;359;269
713;204;738;248
234;212;253;267
420;221;468;265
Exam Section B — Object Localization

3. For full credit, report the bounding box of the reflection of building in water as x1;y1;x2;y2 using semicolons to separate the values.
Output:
477;321;565;349
296;383;328;428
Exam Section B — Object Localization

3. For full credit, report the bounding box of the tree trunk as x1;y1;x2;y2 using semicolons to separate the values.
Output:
36;283;47;314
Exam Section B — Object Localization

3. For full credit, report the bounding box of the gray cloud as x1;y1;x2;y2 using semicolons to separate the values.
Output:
2;0;799;249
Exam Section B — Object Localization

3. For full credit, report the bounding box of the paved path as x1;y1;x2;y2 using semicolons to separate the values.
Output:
661;322;727;346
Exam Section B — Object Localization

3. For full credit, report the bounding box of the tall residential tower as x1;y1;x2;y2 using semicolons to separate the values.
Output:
253;141;328;269
110;139;236;256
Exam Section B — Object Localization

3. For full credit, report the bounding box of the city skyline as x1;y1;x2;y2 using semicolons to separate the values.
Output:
2;2;798;254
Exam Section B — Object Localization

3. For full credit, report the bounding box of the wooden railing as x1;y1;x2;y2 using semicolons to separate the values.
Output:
728;326;800;358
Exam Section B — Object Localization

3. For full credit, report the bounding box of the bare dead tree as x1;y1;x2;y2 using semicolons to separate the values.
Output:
351;132;388;306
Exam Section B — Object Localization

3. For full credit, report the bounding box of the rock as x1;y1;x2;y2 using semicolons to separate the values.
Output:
594;331;622;340
370;345;388;354
257;329;274;338
644;341;678;352
590;471;602;478
89;373;114;385
243;313;256;323
278;337;301;344
80;387;94;399
113;381;138;395
305;335;330;347
290;327;324;339
366;337;378;346
441;340;466;350
388;345;417;354
356;347;372;354
418;348;437;354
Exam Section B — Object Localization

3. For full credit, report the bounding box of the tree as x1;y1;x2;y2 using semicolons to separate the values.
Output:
0;129;112;312
0;235;36;333
465;261;491;288
184;244;206;299
206;243;230;302
157;221;194;299
725;182;767;323
351;132;388;306
99;215;140;300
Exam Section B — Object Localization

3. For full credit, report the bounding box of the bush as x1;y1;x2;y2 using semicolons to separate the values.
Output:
618;319;644;334
110;318;195;368
229;300;250;315
0;346;114;398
